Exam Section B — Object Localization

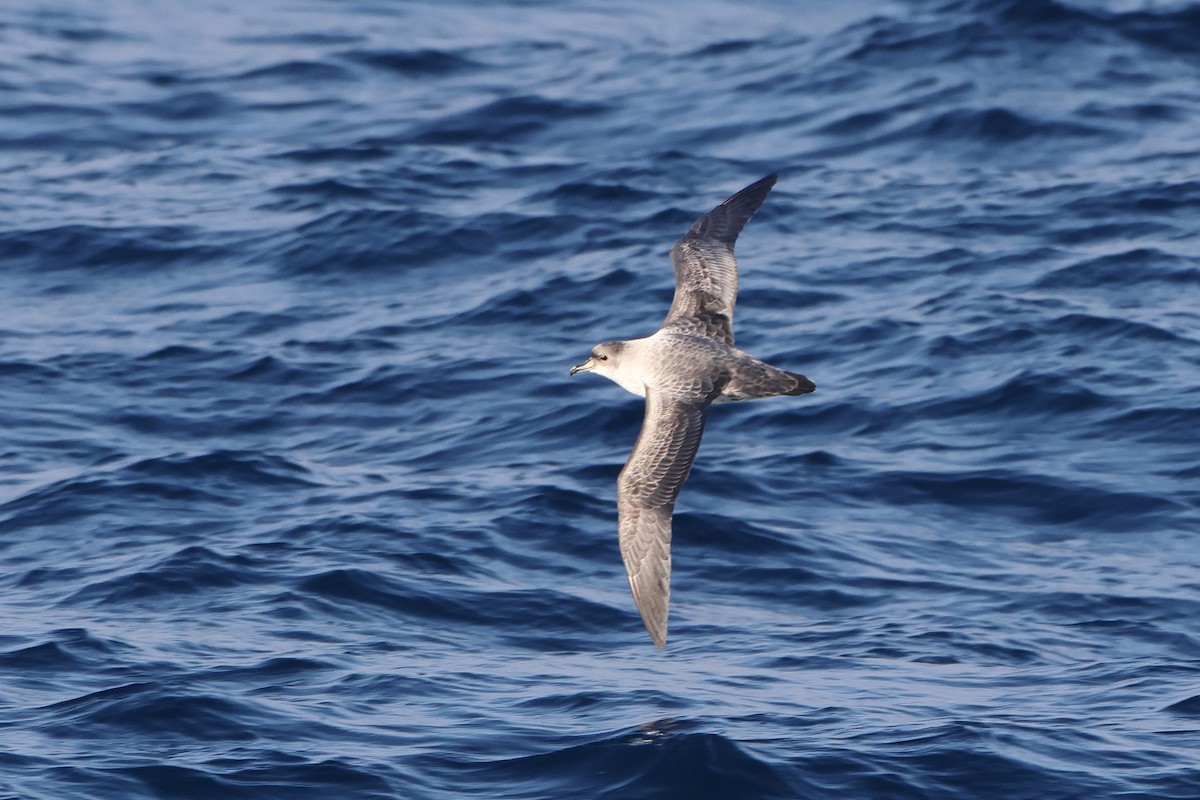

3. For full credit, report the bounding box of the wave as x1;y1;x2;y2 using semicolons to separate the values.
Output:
4;0;1200;797
65;545;268;607
336;48;480;77
0;451;318;533
422;723;800;800
294;567;628;646
1035;249;1200;289
863;467;1179;529
407;94;611;146
0;225;232;274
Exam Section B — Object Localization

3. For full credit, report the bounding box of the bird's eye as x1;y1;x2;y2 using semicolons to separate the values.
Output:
597;354;608;361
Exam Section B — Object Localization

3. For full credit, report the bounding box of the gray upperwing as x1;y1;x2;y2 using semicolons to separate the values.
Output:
663;173;777;345
617;390;709;647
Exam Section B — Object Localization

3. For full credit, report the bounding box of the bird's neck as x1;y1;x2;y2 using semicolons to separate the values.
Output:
605;337;651;397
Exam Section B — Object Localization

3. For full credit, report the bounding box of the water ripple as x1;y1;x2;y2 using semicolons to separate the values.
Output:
2;0;1199;798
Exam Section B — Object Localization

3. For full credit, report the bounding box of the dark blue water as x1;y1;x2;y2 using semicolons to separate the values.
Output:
3;0;1199;797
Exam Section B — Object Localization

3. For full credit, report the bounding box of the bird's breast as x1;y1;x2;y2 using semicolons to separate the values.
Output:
607;367;648;398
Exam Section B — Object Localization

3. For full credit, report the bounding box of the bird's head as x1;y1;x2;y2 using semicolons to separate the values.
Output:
569;341;625;377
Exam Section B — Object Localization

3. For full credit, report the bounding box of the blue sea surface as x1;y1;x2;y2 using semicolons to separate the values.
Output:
2;0;1200;797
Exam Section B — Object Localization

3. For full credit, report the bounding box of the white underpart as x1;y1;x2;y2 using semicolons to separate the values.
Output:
595;336;657;397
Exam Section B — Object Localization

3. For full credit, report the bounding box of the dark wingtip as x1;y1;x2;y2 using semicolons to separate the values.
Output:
755;172;779;189
684;172;779;246
722;173;777;215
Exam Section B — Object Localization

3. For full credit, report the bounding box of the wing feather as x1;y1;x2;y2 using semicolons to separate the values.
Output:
663;173;777;345
617;391;709;647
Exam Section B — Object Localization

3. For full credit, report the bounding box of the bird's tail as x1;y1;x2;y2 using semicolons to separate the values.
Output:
783;371;816;395
717;363;816;402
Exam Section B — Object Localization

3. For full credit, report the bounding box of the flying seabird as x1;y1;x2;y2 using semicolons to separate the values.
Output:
570;173;815;647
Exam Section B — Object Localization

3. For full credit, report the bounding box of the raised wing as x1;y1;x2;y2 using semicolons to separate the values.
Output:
617;390;709;647
663;173;777;345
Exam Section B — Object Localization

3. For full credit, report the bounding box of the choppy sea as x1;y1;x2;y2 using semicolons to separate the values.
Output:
2;0;1199;797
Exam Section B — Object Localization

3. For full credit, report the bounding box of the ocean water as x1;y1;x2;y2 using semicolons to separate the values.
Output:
2;0;1199;797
